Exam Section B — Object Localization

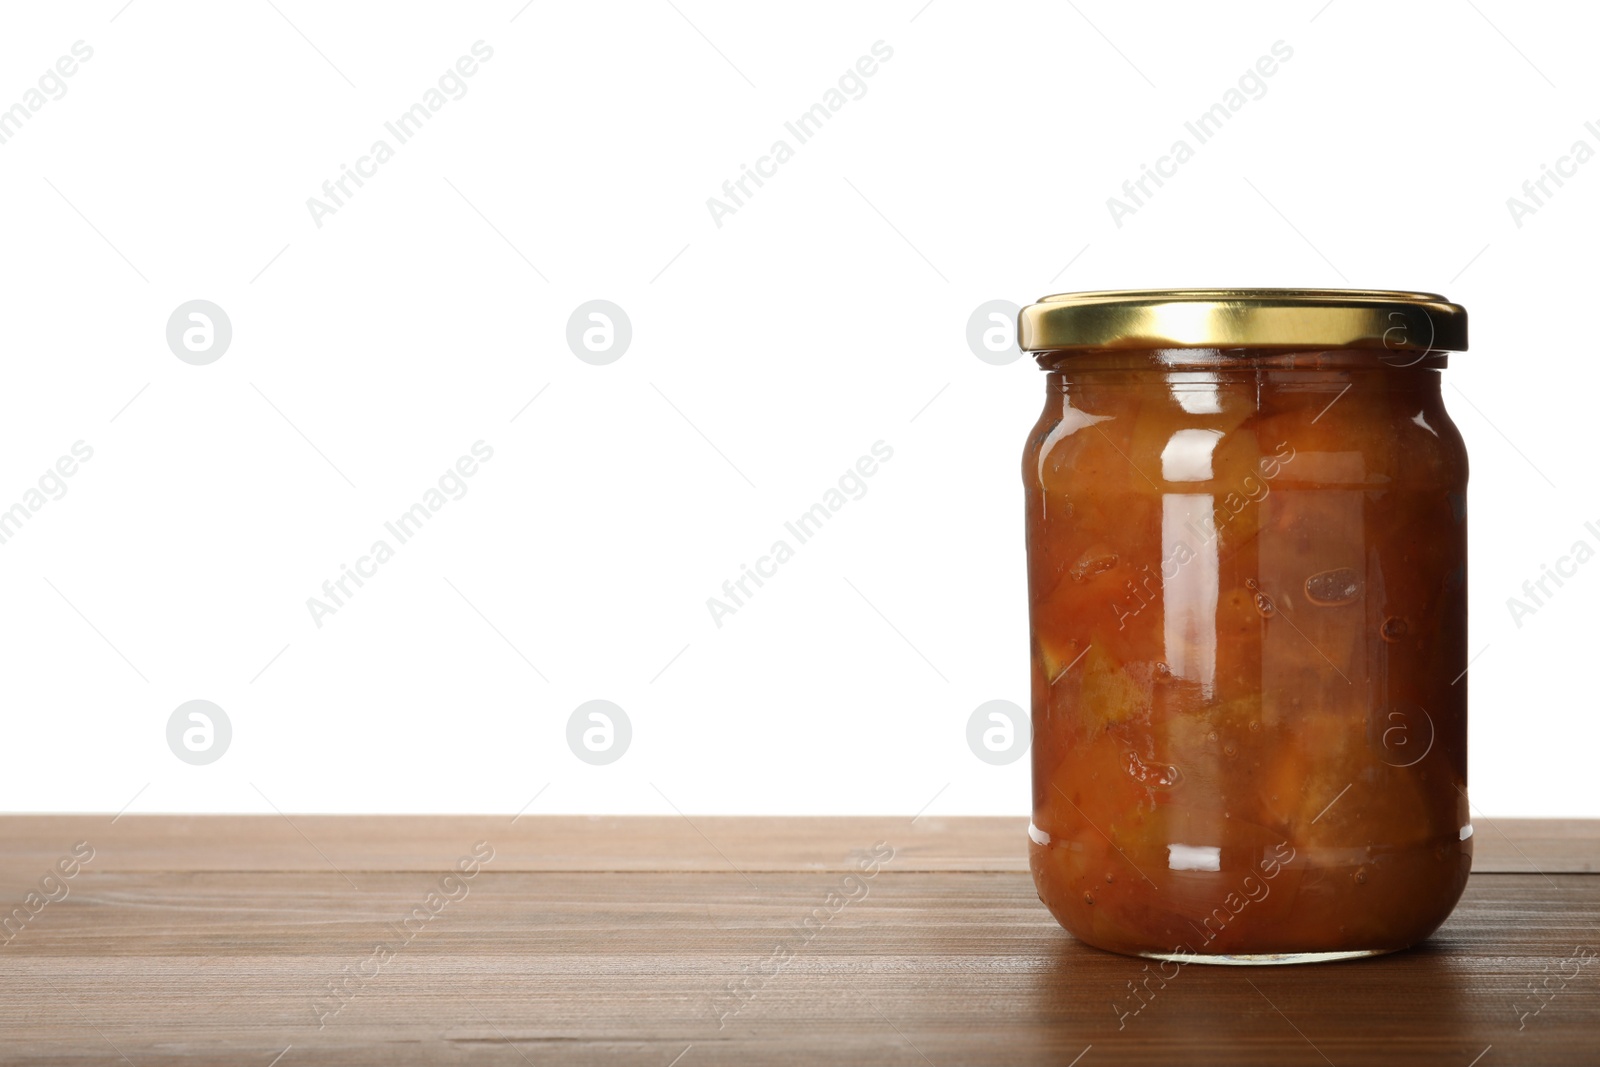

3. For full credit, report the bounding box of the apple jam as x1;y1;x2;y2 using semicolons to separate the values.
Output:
1018;290;1471;963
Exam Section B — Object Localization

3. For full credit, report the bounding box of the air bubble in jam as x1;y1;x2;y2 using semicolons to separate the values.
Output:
1305;567;1362;606
1245;578;1276;617
1381;616;1409;643
1125;752;1182;787
1070;549;1119;582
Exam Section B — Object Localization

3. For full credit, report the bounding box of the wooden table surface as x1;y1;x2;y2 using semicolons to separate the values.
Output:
0;815;1595;1065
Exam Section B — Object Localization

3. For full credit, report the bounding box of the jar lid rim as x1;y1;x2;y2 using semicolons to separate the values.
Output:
1019;288;1467;354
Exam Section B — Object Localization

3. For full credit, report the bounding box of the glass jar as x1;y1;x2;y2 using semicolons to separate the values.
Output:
1019;290;1470;963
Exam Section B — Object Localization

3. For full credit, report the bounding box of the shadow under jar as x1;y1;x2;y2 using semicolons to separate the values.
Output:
1019;290;1471;964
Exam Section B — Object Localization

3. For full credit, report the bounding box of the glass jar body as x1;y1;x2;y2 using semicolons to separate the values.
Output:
1022;348;1469;962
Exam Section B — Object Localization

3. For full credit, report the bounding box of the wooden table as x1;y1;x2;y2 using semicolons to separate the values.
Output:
0;815;1595;1065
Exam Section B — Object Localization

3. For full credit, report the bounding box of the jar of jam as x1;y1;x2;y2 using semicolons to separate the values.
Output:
1019;290;1470;963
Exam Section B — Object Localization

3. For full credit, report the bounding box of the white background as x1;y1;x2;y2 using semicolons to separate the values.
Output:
0;1;1592;817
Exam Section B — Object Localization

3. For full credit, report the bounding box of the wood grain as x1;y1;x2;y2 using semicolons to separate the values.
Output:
0;815;1595;1065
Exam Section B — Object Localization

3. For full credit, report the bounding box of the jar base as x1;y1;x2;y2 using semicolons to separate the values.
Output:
1136;947;1401;967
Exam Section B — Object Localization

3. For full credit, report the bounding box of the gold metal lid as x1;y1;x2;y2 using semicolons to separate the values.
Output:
1018;289;1467;354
